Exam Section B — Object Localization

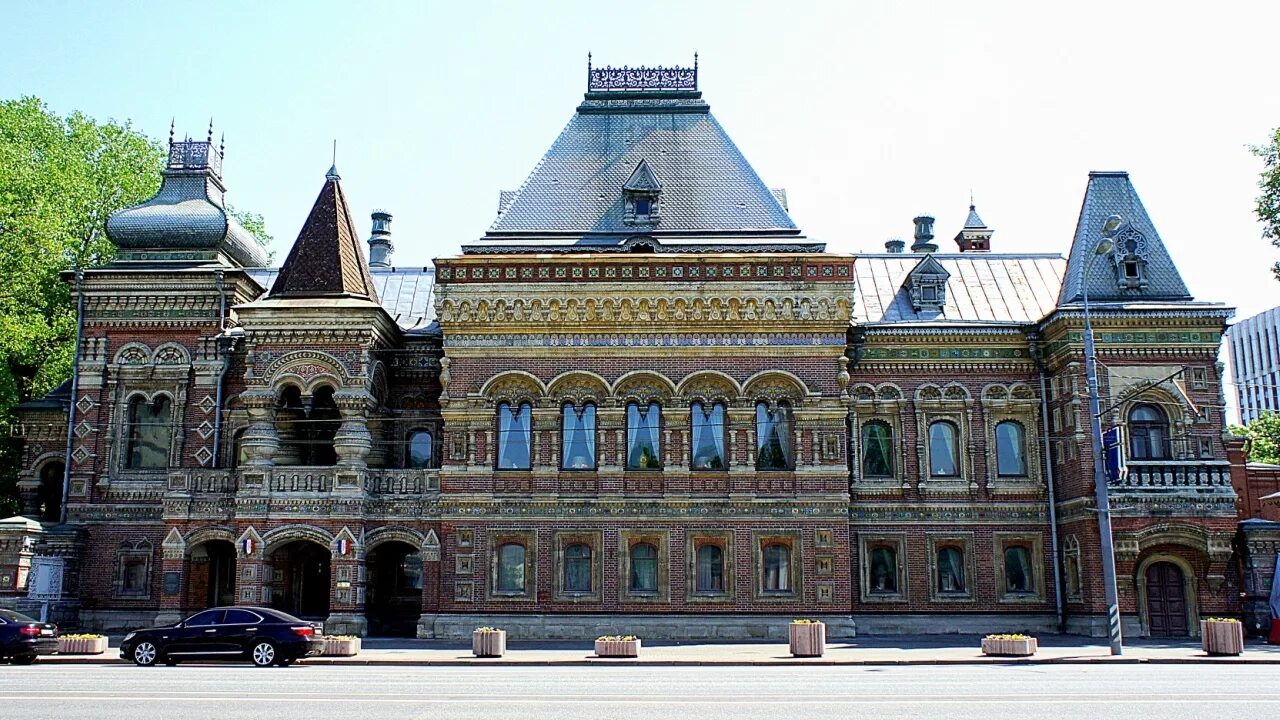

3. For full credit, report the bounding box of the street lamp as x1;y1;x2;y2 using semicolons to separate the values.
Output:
1083;214;1122;655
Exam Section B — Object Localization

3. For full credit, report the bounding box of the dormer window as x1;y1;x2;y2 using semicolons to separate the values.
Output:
905;255;950;313
1111;229;1149;291
622;159;662;227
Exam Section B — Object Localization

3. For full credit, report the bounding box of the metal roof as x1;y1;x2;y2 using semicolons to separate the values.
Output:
853;253;1067;325
472;90;807;252
247;266;436;332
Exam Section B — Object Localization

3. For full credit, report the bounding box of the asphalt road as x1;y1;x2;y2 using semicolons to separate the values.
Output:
2;662;1277;720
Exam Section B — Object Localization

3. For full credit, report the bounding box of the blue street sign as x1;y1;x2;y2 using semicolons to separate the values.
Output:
1103;426;1126;483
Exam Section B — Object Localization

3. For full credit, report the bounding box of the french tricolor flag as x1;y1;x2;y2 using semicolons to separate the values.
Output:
241;537;255;555
337;537;350;556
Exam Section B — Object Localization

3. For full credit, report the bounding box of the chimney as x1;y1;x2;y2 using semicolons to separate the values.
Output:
911;215;937;253
884;238;906;253
368;210;393;268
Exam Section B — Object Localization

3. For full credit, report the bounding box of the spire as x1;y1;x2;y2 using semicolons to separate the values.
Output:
1057;171;1191;305
326;140;340;180
955;198;993;252
269;169;379;301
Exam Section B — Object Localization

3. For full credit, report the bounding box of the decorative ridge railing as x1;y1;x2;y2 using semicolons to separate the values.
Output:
587;53;698;91
1111;460;1232;490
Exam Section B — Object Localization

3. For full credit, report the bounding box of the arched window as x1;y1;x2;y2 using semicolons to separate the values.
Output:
407;430;434;469
1128;404;1169;459
861;421;894;477
308;386;340;466
690;401;727;470
496;542;526;593
695;544;724;593
126;395;173;469
756;401;794;470
936;546;966;593
496;402;532;470
629;543;658;593
928;420;960;476
995;421;1027;476
763;543;791;592
37;461;64;522
1004;546;1033;594
561;403;596;470
626;401;662;470
563;543;592;593
869;546;897;593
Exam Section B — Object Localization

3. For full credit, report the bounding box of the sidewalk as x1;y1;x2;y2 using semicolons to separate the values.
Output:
43;634;1280;666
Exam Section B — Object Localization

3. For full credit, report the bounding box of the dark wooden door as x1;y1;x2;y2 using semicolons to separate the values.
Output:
1145;562;1188;637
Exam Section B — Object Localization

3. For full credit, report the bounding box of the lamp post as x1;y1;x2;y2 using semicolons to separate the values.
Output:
1083;214;1123;655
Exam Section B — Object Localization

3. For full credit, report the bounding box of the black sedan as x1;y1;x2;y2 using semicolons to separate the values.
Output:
0;609;59;664
120;606;324;667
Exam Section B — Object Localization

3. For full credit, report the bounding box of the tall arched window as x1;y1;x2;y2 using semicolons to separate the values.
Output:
690;401;727;470
756;401;794;470
1004;546;1033;594
695;544;724;593
1128;404;1169;459
861;421;894;477
563;543;592;593
496;402;532;470
995;421;1027;476
928;420;960;476
629;543;658;593
126;395;173;469
561;402;596;470
407;430;434;468
626;401;662;470
496;542;526;593
762;543;791;592
936;546;966;593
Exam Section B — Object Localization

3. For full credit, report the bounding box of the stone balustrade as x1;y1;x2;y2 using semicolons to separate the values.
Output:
1111;460;1232;491
166;467;439;496
366;469;440;495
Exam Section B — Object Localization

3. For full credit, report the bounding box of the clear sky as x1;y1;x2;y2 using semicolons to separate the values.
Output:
4;1;1279;409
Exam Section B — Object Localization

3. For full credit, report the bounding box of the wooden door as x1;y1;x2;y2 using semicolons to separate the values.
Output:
1145;562;1188;637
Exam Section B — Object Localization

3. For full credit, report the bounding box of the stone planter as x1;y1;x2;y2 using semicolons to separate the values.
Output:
981;636;1038;657
788;622;826;657
322;636;361;657
594;638;641;657
472;630;507;657
1201;620;1245;656
57;636;108;655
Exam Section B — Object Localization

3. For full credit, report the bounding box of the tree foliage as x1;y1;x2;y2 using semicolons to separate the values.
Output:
1229;411;1280;465
0;97;272;515
1250;127;1280;280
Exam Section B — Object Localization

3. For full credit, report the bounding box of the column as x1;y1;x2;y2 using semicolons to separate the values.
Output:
333;388;375;469
239;389;279;467
326;537;367;637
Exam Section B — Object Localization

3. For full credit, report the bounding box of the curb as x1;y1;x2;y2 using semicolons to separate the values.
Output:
39;655;1280;667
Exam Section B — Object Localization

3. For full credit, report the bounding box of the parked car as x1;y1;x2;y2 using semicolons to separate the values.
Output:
120;606;324;667
0;609;59;664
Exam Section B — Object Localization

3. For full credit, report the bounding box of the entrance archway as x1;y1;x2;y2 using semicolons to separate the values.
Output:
268;540;331;619
1144;561;1189;637
365;540;423;636
188;540;237;609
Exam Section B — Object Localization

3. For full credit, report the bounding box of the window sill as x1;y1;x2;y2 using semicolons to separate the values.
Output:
930;592;974;603
860;592;907;604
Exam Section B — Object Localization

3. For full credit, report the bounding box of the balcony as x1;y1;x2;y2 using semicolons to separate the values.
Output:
166;467;439;497
1111;460;1233;492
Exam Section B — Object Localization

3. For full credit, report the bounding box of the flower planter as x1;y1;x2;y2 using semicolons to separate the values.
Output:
981;636;1038;657
57;636;108;655
788;622;826;657
594;638;641;657
1201;620;1244;656
472;630;507;658
321;636;361;657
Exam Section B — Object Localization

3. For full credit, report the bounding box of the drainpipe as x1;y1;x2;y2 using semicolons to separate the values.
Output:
58;270;86;525
211;271;231;469
1031;333;1065;630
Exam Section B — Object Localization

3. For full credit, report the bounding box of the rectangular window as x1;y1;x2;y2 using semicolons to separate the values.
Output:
561;403;596;470
496;402;532;470
626;402;662;470
690;401;727;470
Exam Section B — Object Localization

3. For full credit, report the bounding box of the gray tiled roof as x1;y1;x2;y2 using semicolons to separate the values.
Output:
247;266;436;332
478;91;802;249
1058;172;1191;305
854;253;1067;325
963;206;987;229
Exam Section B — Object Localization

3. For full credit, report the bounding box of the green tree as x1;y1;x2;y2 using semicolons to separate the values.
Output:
228;204;275;262
1229;412;1280;465
1250;127;1280;280
0;97;272;515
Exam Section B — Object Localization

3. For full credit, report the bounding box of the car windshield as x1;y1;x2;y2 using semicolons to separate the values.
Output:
0;609;36;623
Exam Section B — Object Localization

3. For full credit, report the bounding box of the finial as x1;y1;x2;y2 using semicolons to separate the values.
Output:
219;132;225;156
326;139;340;181
207;118;214;143
168;118;175;147
969;188;974;211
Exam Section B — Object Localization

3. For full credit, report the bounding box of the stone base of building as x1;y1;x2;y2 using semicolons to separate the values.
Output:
79;608;168;633
417;613;859;641
324;612;369;636
1062;613;1145;639
854;613;1063;636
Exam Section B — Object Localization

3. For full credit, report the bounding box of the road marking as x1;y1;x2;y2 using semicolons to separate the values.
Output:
1;695;1277;705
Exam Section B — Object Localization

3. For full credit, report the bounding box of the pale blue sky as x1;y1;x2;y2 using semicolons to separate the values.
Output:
4;0;1279;320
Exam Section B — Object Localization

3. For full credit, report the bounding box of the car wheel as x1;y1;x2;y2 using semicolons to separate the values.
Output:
251;641;277;668
10;655;36;666
132;642;159;667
